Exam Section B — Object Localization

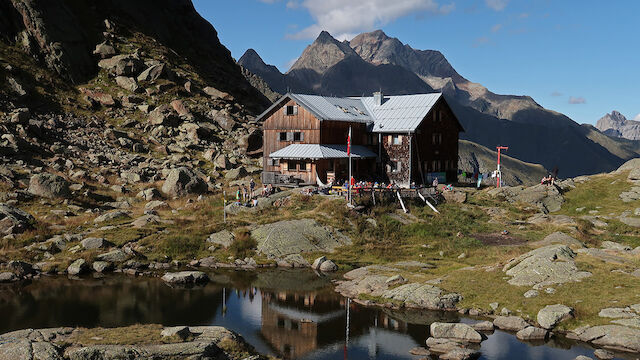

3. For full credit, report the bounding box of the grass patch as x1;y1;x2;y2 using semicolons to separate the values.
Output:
68;324;184;345
559;172;639;216
229;228;257;259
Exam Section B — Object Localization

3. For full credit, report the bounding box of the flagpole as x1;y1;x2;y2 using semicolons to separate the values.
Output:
348;126;352;205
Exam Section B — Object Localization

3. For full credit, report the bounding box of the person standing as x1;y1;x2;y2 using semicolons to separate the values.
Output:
249;179;255;198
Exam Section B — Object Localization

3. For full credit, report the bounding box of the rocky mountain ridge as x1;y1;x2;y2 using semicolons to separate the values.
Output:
239;30;640;178
596;111;640;140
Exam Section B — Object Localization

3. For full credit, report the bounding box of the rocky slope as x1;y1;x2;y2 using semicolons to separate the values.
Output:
458;140;548;186
240;30;640;178
596;110;640;140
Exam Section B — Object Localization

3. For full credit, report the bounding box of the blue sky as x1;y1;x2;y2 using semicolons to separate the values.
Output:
193;0;639;125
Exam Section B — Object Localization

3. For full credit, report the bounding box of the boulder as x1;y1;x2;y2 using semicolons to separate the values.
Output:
137;188;162;201
92;261;113;273
98;54;143;76
149;104;180;127
162;167;207;197
8;260;35;277
574;325;640;352
0;203;35;235
80;88;116;107
430;322;482;343
81;237;114;250
160;326;191;340
94;211;130;223
381;283;462;310
203;86;231;100
93;42;116;58
161;271;209;285
537;304;574;329
251;219;351;257
312;256;327;270
516;326;548;341
598;307;637;319
145;201;170;212
493;316;529;332
601;241;631;252
67;259;88;275
503;245;591;287
28;173;71;199
224;167;248;181
115;76;138;92
138;63;167;82
532;232;585;248
593;349;614;360
131;214;163;228
440;348;479;360
489;184;563;213
319;259;338;272
96;249;131;263
470;321;494;332
0;272;18;283
206;230;234;248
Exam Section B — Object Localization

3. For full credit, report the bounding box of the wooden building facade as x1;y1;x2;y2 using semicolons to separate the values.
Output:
257;93;463;187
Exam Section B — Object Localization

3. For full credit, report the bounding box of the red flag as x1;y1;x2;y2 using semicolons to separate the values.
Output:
347;127;351;156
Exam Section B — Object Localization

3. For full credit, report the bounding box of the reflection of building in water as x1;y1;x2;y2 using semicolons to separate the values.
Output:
260;291;345;359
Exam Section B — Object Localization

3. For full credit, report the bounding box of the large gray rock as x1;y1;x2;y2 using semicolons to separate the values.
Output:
516;326;548;341
94;211;130;224
206;230;234;248
28;173;71;199
161;271;209;285
573;325;640;352
98;54;143;76
503;245;592;287
598;307;637;319
0;272;18;283
430;322;482;343
489;184;563;213
493;316;529;332
67;259;88;276
161;167;207;197
537;304;574;329
8;261;35;277
319;259;338;272
381;283;462;310
0;203;35;235
277;254;310;268
532;232;585;248
97;249;131;263
115;76;138;92
81;237;114;250
251;219;351;257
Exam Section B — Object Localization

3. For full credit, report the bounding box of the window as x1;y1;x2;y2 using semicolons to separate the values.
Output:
287;160;310;172
391;134;402;145
293;132;303;141
434;110;441;122
432;133;442;145
279;132;287;141
367;134;378;145
268;158;279;166
285;105;298;116
388;160;402;174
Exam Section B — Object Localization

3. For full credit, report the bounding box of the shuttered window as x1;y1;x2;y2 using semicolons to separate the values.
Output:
285;105;298;116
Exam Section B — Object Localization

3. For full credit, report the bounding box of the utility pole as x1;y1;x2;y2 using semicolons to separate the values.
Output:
347;126;352;205
496;146;509;188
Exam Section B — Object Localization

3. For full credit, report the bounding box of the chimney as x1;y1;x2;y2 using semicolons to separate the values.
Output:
373;91;383;106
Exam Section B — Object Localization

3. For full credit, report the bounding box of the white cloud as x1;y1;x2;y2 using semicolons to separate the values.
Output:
283;0;455;40
634;113;640;121
568;96;586;104
485;0;508;11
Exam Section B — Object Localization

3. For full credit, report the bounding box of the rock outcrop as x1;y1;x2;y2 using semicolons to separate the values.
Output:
596;111;640;140
503;245;592;287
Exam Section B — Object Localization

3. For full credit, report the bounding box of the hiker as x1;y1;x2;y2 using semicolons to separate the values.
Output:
235;186;241;205
249;179;255;198
267;183;273;196
477;173;483;189
551;167;559;185
432;177;439;188
241;185;247;203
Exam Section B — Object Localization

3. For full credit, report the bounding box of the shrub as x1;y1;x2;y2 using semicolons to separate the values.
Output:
229;228;257;259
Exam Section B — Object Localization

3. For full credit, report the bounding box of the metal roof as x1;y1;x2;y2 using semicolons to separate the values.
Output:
256;92;450;133
269;144;377;160
361;93;442;133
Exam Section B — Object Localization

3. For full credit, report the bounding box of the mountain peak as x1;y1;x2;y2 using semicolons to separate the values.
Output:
238;49;265;66
288;30;359;74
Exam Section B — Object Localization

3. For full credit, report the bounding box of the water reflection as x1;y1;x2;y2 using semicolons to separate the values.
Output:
0;270;628;360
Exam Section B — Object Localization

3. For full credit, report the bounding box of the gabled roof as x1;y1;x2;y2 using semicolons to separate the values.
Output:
257;92;462;133
269;144;377;160
361;93;442;133
256;93;372;124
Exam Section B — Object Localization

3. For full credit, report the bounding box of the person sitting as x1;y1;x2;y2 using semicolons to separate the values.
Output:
541;175;552;185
